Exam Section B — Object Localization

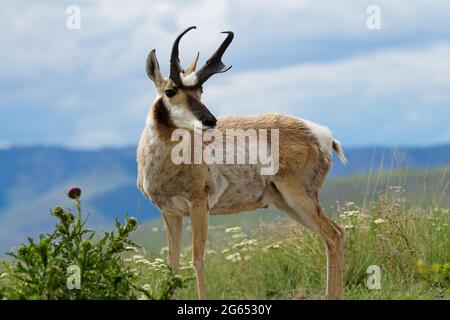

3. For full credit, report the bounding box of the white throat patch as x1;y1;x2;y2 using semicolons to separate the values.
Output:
168;103;198;129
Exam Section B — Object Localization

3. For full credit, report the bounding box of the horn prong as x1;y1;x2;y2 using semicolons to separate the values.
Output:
196;31;234;85
185;51;200;75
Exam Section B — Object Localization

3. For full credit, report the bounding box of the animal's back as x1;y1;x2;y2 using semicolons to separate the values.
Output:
216;112;331;174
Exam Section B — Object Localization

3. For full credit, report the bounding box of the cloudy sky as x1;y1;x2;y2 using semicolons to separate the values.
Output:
1;0;450;149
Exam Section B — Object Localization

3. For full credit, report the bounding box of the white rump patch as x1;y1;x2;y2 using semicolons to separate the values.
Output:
300;118;333;155
181;72;198;86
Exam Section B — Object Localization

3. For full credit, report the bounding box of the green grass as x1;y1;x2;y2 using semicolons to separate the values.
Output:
131;167;449;299
134;200;449;299
1;167;448;299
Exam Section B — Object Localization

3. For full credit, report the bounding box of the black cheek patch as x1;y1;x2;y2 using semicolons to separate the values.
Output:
187;95;217;127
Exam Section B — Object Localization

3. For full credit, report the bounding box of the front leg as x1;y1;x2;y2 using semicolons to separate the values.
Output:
190;196;209;300
162;213;183;272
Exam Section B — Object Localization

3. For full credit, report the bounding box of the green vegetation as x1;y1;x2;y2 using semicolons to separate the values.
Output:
132;167;449;299
0;189;190;300
1;167;448;299
135;196;449;299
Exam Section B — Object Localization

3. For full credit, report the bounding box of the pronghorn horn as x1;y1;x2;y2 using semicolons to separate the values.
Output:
169;26;196;86
196;31;234;85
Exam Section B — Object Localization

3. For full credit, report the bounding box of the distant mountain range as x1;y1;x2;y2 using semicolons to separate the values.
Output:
0;144;449;254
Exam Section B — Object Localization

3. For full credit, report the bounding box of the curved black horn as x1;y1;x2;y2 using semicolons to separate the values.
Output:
169;26;196;85
196;31;234;85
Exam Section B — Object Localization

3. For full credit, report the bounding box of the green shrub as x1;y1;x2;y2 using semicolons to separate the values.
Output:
0;188;190;300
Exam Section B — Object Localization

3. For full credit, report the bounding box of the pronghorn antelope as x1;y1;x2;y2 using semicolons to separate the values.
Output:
137;26;347;299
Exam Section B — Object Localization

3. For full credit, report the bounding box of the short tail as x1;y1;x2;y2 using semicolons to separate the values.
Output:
332;139;348;165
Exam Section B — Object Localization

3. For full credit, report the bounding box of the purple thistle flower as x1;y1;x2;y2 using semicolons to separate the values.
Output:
67;186;82;200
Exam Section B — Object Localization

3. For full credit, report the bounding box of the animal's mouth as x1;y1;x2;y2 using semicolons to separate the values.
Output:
200;117;217;130
201;123;216;131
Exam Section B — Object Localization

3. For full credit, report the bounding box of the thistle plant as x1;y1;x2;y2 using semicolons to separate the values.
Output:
0;187;189;300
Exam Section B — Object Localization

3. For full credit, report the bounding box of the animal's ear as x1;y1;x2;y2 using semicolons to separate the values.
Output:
146;49;165;89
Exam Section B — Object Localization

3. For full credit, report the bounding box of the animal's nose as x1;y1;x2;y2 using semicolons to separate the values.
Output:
203;116;217;128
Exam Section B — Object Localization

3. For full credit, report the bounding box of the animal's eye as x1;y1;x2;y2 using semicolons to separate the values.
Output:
165;89;177;98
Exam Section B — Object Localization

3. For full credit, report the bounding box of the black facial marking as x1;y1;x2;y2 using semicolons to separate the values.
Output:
186;95;217;128
153;98;172;127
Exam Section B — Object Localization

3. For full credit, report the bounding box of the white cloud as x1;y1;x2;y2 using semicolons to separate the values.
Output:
203;43;450;146
2;0;450;82
1;1;450;148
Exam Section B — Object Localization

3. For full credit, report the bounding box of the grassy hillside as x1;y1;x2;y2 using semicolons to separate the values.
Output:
1;167;448;299
135;203;449;299
128;168;450;299
129;167;450;299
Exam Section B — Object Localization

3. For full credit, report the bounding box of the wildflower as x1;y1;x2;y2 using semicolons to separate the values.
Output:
148;262;164;271
416;259;427;277
226;252;242;262
343;210;359;217
0;273;8;278
346;202;355;207
124;217;138;232
225;227;242;233
160;246;168;255
123;258;132;262
135;259;150;265
265;242;281;250
180;265;193;271
133;255;144;261
207;249;217;255
67;187;82;200
154;258;164;264
232;233;247;239
142;284;152;291
431;263;442;274
125;246;139;253
233;239;258;249
344;224;354;229
389;186;403;193
374;218;386;224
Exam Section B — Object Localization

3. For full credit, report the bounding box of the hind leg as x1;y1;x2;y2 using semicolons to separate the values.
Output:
273;177;345;299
